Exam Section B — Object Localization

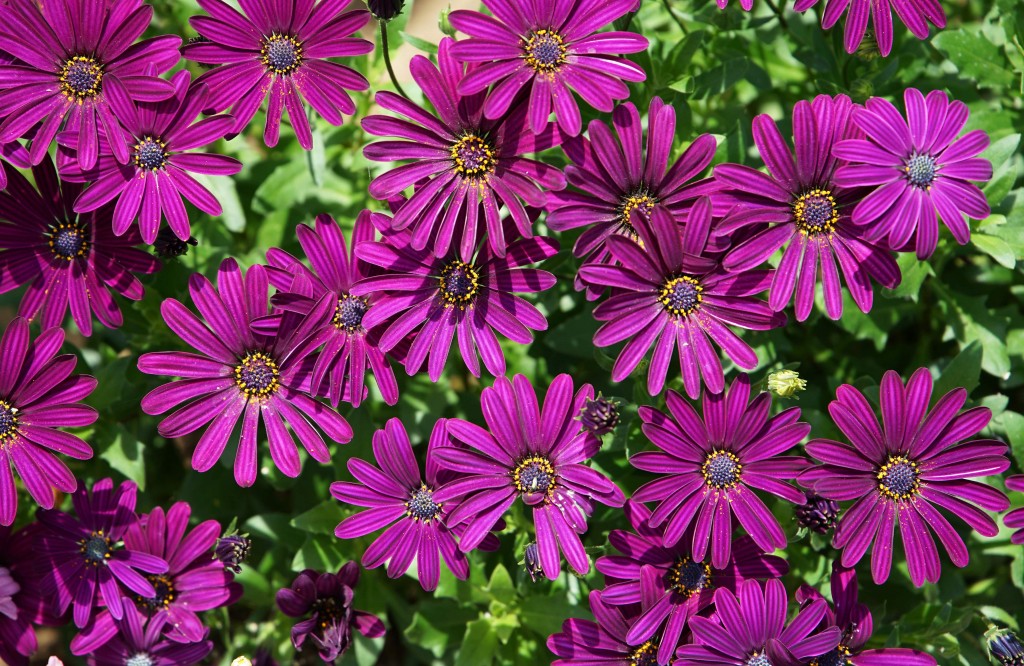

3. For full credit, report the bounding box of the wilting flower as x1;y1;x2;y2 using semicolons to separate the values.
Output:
1005;476;1024;545
332;419;470;591
547;590;662;666
265;212;398;408
0;0;180;169
37;479;169;628
793;0;945;57
579;393;620;437
0;318;98;526
631;374;810;567
988;628;1024;666
795;493;841;534
596;501;789;663
675;578;842;665
276;562;386;663
183;0;373;150
801;368;1010;586
434;374;625;578
834;88;992;259
351;214;557;381
581;203;783;397
716;94;901;322
1;525;53;666
0;155;160;336
88;607;213;666
138;258;353;487
215;533;252;574
447;0;648;135
362;38;565;261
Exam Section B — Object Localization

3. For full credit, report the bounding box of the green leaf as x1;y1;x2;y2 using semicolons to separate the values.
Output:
973;234;1017;269
455;619;498;666
290;500;345;535
98;425;147;491
934;342;983;397
933;29;1015;88
400;31;438;55
486;564;516;606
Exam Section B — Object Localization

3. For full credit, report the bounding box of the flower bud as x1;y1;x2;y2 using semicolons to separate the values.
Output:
579;394;620;436
795;493;840;534
767;369;807;399
215;532;252;574
368;0;404;22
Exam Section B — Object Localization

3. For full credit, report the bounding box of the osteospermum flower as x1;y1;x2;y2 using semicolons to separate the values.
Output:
547;590;662;666
580;203;783;398
0;99;30;190
793;0;945;57
37;479;169;628
1006;476;1024;545
138;258;353;487
88;607;213;666
834;88;992;259
332;419;469;591
801;368;1011;586
0;0;180;169
716;94;901;322
183;0;372;150
265;212;398;408
351;214;557;381
631;374;810;568
1;525;52;666
0;318;98;526
434;374;625;578
362;37;565;261
446;0;648;136
0;155;160;336
548;98;719;300
596;501;789;663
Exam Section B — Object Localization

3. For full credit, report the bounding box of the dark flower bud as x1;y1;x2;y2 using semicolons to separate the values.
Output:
989;629;1024;665
367;0;404;21
523;542;542;582
795;493;840;534
153;227;198;257
579;393;620;436
215;532;251;574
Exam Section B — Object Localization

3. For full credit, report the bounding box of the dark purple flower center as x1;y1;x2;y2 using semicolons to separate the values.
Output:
59;56;103;100
311;596;347;626
79;531;113;566
793;188;838;235
0;400;19;443
618;190;657;238
513;456;557;497
438;260;480;306
702;450;742;489
48;222;89;261
450;134;497;180
659;276;703;317
126;653;155;666
629;641;659;666
137;574;176;611
746;652;773;666
810;646;853;666
523;29;567;72
133;136;168;171
668;556;712;598
795;492;840;534
234;352;281;399
215;533;252;574
904;154;938;189
877;455;920;500
333;295;369;332
579;394;620;436
261;34;303;74
406;485;442;522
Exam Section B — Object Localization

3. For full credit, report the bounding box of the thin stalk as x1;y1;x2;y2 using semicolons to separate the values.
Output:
764;0;789;30
661;0;690;35
379;19;408;99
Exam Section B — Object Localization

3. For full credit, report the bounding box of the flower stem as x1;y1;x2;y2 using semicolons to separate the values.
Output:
661;0;690;35
764;0;789;30
379;19;408;99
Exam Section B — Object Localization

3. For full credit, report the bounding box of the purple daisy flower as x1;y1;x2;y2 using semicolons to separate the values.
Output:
716;94;901;322
446;0;648;136
362;37;566;261
88;606;213;666
350;213;557;381
797;566;937;666
793;0;945;57
833;88;992;259
801;367;1011;586
264;212;399;408
675;578;842;666
596;501;789;663
276;562;386;663
332;418;470;592
0;154;160;336
183;0;373;150
0;103;30;190
1006;476;1024;545
0;0;180;170
547;590;663;666
580;203;783;398
433;374;625;578
60;71;242;245
0;317;97;526
1;525;55;666
547;98;720;300
37;478;169;629
630;374;810;568
717;0;755;9
138;258;353;487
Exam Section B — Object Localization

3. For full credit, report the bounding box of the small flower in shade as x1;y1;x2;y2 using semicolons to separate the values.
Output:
716;94;901;322
792;0;945;57
331;419;471;592
547;98;719;301
795;493;841;535
547;590;663;666
60;71;242;245
215;533;252;574
153;228;199;258
581;203;783;398
579;393;620;437
797;566;937;666
88;606;213;666
631;374;810;567
361;38;566;261
767;369;807;399
37;479;169;629
801;368;1010;586
0;103;30;191
0;317;98;526
676;578;842;665
434;374;625;579
0;0;181;170
368;0;405;21
988;628;1024;666
183;0;373;150
596;501;789;663
1005;475;1024;545
351;214;557;381
276;562;386;663
264;212;399;408
523;543;542;582
446;0;648;136
833;89;992;259
0;155;160;336
1;525;55;666
138;258;353;487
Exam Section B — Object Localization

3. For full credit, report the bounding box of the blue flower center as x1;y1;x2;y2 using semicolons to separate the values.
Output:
261;35;303;74
79;532;112;565
406;485;442;521
810;646;853;666
877;456;920;500
668;557;712;597
513;456;556;497
59;56;103;100
747;652;773;666
439;260;480;306
234;352;281;398
629;641;659;666
793;188;838;235
333;295;368;332
133;136;167;171
48;222;89;260
126;652;155;666
659;276;703;317
0;401;18;442
450;134;496;179
904;154;938;189
524;29;566;72
702;450;742;489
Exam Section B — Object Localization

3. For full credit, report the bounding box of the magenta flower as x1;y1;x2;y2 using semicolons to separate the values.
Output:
718;0;755;8
183;0;373;150
434;374;625;579
1006;476;1024;545
447;0;648;136
138;258;353;487
547;590;662;666
1;525;53;666
793;0;945;57
88;606;213;666
362;38;565;261
834;88;992;259
801;368;1010;586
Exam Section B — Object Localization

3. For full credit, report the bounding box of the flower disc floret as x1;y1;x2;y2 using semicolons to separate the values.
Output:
59;56;103;101
523;29;566;73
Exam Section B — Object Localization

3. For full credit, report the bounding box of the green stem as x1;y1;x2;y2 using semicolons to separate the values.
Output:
764;0;788;30
660;0;690;35
379;19;409;99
